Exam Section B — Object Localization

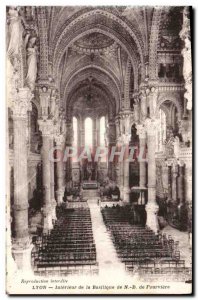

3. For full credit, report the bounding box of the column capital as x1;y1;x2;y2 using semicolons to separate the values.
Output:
38;118;54;136
119;109;133;119
136;124;146;139
12;88;33;118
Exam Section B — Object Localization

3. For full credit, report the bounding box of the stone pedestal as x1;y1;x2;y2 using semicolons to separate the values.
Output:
12;239;33;271
145;203;159;234
11;88;33;270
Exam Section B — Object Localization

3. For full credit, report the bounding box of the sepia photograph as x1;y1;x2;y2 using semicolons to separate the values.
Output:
5;5;192;295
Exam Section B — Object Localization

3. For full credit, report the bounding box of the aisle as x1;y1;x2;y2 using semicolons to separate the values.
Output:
87;200;127;278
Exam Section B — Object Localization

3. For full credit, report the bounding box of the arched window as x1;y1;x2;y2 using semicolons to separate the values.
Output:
73;116;78;147
85;117;93;149
100;116;106;146
156;109;166;151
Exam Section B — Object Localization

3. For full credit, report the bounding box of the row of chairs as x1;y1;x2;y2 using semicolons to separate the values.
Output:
32;206;98;276
101;206;191;282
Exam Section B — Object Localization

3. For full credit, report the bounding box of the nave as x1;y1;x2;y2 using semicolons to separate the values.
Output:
31;199;191;283
6;6;192;288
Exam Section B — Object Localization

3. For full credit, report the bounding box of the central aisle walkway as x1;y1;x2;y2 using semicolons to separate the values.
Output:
87;199;127;278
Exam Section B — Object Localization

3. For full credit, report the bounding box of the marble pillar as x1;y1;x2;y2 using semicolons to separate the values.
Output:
177;165;185;205
136;124;147;204
123;148;130;203
145;119;159;233
38;119;54;233
119;111;133;204
12;88;33;270
55;134;65;205
167;165;172;202
172;164;178;203
50;137;57;221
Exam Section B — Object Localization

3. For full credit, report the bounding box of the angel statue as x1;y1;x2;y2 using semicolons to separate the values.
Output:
26;37;38;91
7;7;24;62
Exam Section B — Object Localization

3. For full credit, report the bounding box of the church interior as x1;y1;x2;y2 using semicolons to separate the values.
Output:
7;6;192;282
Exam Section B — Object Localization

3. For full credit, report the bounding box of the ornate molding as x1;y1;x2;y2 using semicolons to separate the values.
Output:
179;7;192;111
149;7;162;80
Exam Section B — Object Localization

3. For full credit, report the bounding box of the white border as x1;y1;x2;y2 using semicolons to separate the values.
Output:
0;1;197;299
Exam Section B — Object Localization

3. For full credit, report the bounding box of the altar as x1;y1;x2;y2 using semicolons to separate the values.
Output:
82;181;98;190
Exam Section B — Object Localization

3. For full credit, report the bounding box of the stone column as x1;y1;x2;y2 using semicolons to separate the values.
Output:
38;119;54;233
55;134;65;205
145;118;159;233
50;136;57;221
123;143;130;203
65;121;73;184
185;161;192;205
115;116;121;186
177;164;185;205
107;121;116;181
120;111;133;204
167;165;172;202
136;124;147;203
172;164;178;203
11;88;33;270
119;154;124;199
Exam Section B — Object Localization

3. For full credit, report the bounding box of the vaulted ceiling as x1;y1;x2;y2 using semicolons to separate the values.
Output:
25;6;184;120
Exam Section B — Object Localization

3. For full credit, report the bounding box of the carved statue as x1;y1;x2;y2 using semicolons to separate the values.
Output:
26;37;38;91
164;127;175;157
49;90;59;120
7;7;24;61
173;136;180;158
